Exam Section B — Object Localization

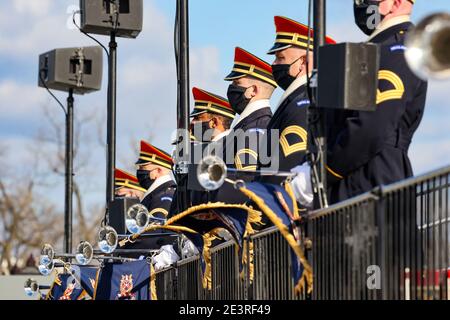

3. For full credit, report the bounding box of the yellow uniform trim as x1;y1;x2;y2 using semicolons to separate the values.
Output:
376;70;405;104
140;151;172;163
275;31;315;50
280;125;307;157
195;99;230;109
277;31;313;41
138;155;173;169
275;39;314;50
228;67;278;87
148;208;169;218
232;61;273;77
193;105;236;119
115;180;146;192
235;148;258;171
326;165;344;179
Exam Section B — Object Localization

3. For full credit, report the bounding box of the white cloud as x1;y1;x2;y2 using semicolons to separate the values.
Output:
0;80;47;118
13;0;52;16
410;138;450;175
328;21;366;43
425;79;450;112
0;0;224;212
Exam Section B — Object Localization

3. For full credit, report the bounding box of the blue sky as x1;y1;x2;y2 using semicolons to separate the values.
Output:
0;0;449;211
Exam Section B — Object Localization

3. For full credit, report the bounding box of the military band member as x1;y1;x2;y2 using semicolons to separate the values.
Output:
223;47;276;172
190;87;236;143
135;140;176;219
261;16;335;185
196;48;277;206
326;0;427;203
187;88;237;206
114;168;146;200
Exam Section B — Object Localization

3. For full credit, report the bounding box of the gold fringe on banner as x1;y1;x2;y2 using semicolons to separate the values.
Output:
238;186;313;294
240;239;255;282
201;230;220;290
240;207;263;282
150;263;157;300
165;202;259;225
284;181;300;220
165;201;263;288
133;202;263;291
130;224;199;242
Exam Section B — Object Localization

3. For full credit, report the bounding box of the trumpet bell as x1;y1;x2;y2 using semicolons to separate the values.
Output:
39;243;54;266
126;204;149;234
38;260;54;276
405;13;450;80
24;278;39;297
98;226;118;254
197;155;227;191
75;241;94;265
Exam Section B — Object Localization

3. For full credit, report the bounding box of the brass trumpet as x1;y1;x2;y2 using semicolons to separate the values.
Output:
197;155;297;191
24;278;50;298
97;203;167;254
405;12;450;80
38;241;136;276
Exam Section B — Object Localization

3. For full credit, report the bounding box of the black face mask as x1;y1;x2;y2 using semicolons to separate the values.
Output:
272;57;302;91
190;120;214;142
136;169;155;190
227;84;251;115
353;0;384;36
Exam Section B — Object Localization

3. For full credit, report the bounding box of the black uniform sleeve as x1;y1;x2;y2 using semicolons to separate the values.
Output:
326;47;424;182
278;99;308;166
233;128;266;171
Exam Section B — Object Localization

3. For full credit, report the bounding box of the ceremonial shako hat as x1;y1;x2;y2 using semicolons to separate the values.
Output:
224;47;277;87
267;16;336;54
114;169;146;192
135;140;174;169
190;87;236;119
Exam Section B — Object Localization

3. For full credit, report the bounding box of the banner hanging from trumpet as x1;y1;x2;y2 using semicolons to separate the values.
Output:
45;273;86;300
77;266;100;298
237;181;313;295
134;202;262;289
93;260;157;300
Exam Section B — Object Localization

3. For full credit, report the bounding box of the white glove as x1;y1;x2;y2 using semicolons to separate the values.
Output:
152;245;180;271
181;239;199;259
290;163;314;208
216;229;233;242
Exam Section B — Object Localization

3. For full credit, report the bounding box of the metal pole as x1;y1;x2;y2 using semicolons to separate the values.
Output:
106;31;117;222
175;0;190;212
64;89;74;254
313;0;326;69
311;0;328;208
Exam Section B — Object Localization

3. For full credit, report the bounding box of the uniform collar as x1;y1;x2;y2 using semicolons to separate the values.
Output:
232;99;270;128
143;174;174;198
276;74;308;110
367;15;411;42
212;129;230;142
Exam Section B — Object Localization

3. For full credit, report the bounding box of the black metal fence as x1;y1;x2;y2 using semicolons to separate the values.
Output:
155;165;450;300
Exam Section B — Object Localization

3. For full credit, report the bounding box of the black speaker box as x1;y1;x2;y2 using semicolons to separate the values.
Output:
80;0;143;38
109;197;140;234
318;42;380;111
38;46;103;94
187;142;212;191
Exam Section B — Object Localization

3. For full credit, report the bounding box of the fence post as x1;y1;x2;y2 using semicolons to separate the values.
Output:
374;187;388;300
